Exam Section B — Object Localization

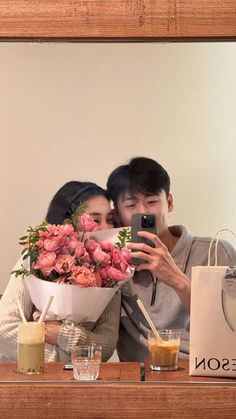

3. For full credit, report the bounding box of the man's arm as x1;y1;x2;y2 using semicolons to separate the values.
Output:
128;231;191;311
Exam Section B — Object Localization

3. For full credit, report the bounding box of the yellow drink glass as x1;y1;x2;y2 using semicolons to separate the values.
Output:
17;321;45;374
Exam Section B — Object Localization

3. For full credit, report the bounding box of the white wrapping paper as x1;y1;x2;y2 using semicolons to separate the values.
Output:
25;275;118;322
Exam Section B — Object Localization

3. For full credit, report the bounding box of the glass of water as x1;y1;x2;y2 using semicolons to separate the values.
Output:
72;345;102;381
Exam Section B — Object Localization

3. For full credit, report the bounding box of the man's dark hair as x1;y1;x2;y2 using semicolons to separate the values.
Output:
107;156;170;205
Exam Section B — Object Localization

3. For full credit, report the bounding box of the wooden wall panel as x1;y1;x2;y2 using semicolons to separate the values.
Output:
1;383;236;418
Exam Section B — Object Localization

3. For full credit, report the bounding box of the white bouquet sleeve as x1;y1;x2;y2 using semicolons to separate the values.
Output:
25;275;118;322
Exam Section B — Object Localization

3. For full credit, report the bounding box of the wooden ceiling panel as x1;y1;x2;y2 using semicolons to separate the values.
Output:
0;1;235;40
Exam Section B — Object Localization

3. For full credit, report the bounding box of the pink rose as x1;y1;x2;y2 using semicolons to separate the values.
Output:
71;266;97;287
34;251;57;273
39;224;57;238
107;266;126;282
99;267;109;280
41;267;55;276
66;236;81;252
100;241;114;252
59;246;71;255
92;248;111;265
121;247;131;263
84;239;100;254
79;214;98;232
73;243;90;263
57;224;75;236
94;271;102;287
119;260;130;273
43;237;61;252
54;255;75;274
80;251;91;263
74;242;86;258
47;224;59;234
120;248;131;272
111;247;123;266
36;238;45;249
111;247;131;272
98;267;110;286
38;224;75;242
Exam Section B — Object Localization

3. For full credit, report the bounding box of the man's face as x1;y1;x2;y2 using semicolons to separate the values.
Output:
115;190;173;234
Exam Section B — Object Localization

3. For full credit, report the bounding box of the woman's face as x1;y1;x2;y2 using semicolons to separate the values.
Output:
84;195;114;230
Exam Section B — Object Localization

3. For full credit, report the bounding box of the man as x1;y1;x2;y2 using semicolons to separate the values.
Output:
107;156;236;361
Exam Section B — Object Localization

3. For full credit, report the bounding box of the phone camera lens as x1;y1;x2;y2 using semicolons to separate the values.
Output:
141;216;148;227
141;215;154;228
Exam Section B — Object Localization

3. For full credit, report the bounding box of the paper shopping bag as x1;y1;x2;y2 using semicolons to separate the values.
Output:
189;229;236;377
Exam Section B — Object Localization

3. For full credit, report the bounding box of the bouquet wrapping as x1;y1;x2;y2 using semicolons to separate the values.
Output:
25;274;119;322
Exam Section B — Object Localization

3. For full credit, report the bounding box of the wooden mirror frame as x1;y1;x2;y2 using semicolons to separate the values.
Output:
0;1;236;41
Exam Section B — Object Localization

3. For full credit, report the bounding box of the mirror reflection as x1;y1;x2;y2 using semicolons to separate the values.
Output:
1;41;236;299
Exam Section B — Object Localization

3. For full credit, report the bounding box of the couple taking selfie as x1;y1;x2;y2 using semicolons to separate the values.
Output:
0;156;235;363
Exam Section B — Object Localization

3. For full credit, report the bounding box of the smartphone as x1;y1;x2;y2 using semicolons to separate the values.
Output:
131;213;157;265
64;363;73;370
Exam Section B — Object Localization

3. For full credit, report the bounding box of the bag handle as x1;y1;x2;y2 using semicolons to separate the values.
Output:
207;228;236;266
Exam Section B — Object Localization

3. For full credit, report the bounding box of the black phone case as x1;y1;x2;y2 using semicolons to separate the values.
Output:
131;213;157;265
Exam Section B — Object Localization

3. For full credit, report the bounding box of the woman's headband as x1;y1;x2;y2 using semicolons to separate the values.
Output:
65;184;106;218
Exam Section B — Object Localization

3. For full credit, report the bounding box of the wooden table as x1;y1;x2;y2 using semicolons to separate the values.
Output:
0;360;236;418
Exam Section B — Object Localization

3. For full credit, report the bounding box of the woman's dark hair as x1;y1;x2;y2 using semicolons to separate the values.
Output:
46;181;109;225
107;156;170;205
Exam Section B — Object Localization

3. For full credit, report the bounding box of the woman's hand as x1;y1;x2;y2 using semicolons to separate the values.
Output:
33;310;62;345
44;321;62;346
128;231;191;311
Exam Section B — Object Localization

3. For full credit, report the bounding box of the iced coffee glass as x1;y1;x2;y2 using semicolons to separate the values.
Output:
17;322;45;374
148;329;181;371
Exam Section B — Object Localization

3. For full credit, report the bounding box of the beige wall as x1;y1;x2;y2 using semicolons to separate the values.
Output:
0;42;236;293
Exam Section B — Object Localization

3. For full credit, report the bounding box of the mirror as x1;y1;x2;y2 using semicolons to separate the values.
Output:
0;0;235;371
1;2;236;294
1;41;236;295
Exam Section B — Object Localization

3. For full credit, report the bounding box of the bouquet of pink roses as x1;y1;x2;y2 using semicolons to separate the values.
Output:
13;213;132;322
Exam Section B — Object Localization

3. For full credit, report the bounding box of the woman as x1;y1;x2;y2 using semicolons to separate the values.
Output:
0;181;120;362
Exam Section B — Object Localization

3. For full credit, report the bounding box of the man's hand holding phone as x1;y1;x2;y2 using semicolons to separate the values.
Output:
131;213;157;265
129;213;191;311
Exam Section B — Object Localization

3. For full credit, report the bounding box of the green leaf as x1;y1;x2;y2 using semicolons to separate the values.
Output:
19;235;28;241
116;228;131;248
19;241;28;246
11;265;31;278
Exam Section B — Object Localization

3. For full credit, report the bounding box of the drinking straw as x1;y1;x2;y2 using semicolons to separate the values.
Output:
16;297;27;323
38;295;54;323
136;299;162;342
